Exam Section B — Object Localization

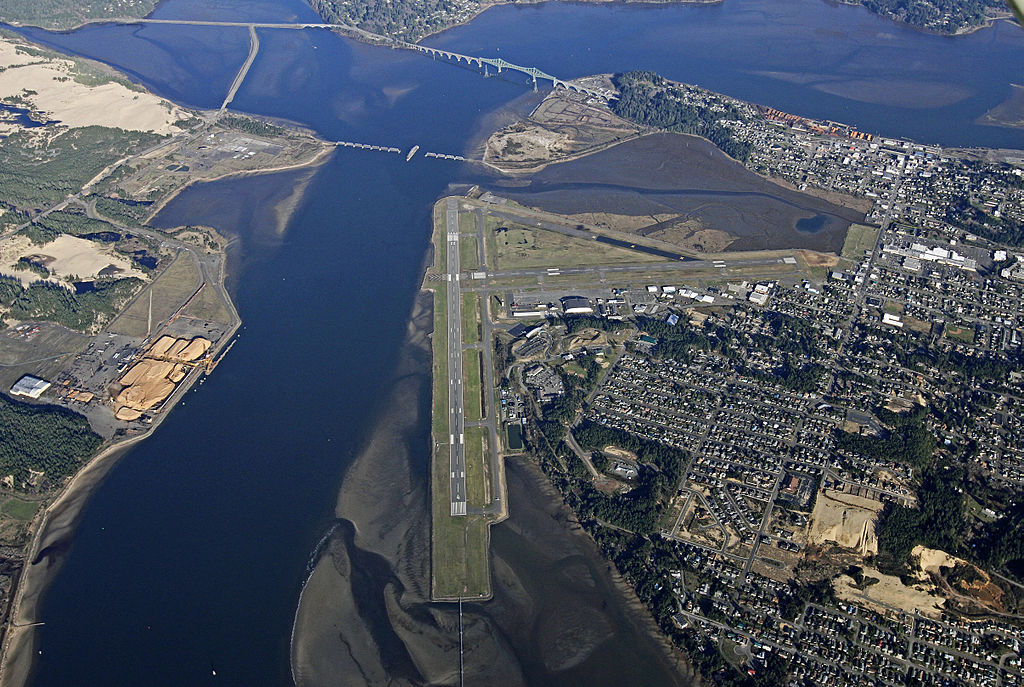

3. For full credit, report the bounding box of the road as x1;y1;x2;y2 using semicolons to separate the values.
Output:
446;198;467;516
221;24;259;112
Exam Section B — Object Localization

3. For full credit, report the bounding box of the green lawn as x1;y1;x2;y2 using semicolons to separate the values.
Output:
465;426;488;509
2;498;40;521
460;235;480;271
462;293;479;345
840;223;881;261
463;348;482;422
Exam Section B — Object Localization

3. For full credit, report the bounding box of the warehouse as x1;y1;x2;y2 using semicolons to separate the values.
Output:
10;375;51;399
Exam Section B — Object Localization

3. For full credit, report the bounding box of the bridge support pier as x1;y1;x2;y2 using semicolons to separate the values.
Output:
532;75;537;91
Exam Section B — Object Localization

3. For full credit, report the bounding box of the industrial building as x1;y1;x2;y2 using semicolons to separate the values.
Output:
10;375;51;399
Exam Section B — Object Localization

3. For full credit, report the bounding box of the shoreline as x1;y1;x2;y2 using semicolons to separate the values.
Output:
143;137;336;224
0;313;242;687
0;193;246;687
509;457;701;685
3;0;1009;42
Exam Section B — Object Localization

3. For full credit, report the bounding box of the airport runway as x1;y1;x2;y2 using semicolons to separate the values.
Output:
472;255;787;280
446;198;467;516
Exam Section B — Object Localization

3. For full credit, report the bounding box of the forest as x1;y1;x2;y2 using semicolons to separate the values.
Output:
876;463;967;569
857;0;1004;32
0;1;158;29
306;0;476;41
3;277;143;331
0;394;101;488
0;126;161;228
610;72;753;162
573;420;686;533
834;405;937;469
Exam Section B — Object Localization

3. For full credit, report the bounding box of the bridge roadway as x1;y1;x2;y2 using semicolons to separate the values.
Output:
220;23;259;111
446;198;468;517
62;17;608;99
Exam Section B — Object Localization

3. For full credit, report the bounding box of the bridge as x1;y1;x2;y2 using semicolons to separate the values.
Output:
332;140;402;153
46;17;614;100
411;45;612;99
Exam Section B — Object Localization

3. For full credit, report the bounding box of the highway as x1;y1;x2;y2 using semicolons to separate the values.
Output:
446;198;467;516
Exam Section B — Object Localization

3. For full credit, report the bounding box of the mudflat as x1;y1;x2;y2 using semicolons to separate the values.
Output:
492;132;867;253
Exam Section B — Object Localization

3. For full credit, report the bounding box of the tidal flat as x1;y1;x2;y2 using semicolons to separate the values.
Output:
291;292;694;687
488;132;866;253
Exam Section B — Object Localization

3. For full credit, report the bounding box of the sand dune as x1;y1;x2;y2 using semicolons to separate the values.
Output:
0;35;192;135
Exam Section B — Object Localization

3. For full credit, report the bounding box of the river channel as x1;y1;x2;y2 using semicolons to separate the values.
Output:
10;0;1024;685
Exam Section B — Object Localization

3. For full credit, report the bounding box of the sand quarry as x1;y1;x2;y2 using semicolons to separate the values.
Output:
0;234;147;287
0;35;190;136
114;335;210;421
807;489;885;556
834;567;945;619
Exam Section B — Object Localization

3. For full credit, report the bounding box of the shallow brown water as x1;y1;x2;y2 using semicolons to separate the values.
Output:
492;132;865;253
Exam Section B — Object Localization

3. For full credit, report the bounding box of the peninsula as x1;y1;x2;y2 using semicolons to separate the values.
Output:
429;67;1024;686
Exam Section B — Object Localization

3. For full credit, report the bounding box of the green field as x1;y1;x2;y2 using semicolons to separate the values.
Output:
463;348;483;422
462;293;480;345
460;235;480;271
1;498;40;521
182;281;235;324
945;324;976;344
485;214;664;271
465;426;488;508
430;207;449;439
458;209;476;235
883;300;904;316
840;223;881;261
